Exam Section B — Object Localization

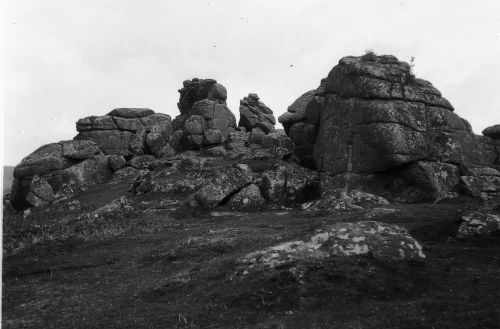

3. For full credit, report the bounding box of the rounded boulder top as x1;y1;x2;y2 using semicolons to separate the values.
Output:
482;124;500;140
107;108;155;118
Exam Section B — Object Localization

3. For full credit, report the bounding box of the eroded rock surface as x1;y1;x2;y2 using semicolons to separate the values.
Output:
75;108;173;157
238;221;425;272
11;140;111;210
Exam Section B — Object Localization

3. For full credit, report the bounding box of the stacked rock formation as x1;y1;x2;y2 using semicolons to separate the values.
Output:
10;140;111;210
238;93;276;134
171;78;236;150
302;54;500;201
75;108;174;158
278;79;325;168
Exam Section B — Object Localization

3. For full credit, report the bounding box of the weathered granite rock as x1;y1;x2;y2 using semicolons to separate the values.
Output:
194;166;254;208
10;140;112;210
238;221;425;272
238;93;276;132
172;84;236;150
278;79;325;168
458;211;500;236
108;155;127;172
177;78;227;115
25;175;55;207
274;53;500;201
75;108;173;157
227;184;266;210
107;108;155;118
482;124;500;140
260;163;320;205
303;189;389;216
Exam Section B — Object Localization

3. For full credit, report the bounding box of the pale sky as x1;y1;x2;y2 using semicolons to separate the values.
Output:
2;0;500;165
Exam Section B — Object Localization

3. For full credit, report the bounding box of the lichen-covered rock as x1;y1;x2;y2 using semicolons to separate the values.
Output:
459;168;500;197
260;163;320;205
458;211;500;236
303;189;389;216
396;161;460;201
194;166;254;208
238;221;425;272
128;155;157;170
60;140;100;159
313;54;495;177
83;197;135;219
112;166;140;181
227;184;265;210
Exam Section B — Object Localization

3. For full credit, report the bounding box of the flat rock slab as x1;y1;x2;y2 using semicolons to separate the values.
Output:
238;221;425;272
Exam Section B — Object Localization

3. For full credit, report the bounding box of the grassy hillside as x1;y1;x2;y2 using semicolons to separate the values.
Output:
3;166;14;194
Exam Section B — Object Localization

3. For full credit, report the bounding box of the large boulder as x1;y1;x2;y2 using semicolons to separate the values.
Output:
10;140;112;210
74;109;173;158
293;53;500;201
193;166;254;208
238;221;425;272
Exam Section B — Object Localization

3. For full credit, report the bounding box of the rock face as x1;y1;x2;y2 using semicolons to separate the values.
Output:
278;79;325;168
75;108;173;158
172;79;236;150
288;54;500;201
238;221;425;272
10;140;111;210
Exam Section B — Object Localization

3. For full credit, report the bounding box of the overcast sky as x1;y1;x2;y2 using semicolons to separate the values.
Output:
2;0;500;165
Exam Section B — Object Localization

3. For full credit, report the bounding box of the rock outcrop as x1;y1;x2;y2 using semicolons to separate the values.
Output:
238;93;276;134
75;108;173;158
282;54;500;201
10;140;111;210
278;79;325;168
171;79;236;150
